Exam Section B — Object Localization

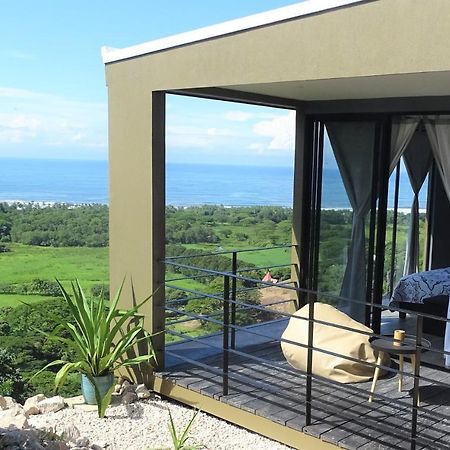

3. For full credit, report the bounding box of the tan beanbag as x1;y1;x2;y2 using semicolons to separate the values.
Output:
281;303;389;383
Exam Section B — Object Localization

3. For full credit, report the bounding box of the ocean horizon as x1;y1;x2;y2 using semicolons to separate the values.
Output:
0;157;427;209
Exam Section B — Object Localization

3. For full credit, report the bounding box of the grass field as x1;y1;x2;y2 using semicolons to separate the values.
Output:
0;294;56;308
0;243;109;308
0;243;108;286
183;243;291;268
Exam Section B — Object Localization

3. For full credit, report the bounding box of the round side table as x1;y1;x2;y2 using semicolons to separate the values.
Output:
368;337;418;403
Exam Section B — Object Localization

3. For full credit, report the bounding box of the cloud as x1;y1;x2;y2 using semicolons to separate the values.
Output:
252;111;296;150
0;87;107;153
166;124;234;149
224;111;254;122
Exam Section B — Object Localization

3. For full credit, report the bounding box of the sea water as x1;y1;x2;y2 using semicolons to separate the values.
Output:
0;158;426;208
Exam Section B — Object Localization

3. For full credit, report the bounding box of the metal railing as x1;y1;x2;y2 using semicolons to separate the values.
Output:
162;246;450;450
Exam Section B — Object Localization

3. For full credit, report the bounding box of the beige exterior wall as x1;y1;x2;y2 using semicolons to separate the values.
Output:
105;0;450;368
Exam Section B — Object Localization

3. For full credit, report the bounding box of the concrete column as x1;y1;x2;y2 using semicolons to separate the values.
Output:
108;81;166;379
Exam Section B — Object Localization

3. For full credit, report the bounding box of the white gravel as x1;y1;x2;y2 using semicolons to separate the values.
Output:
29;397;292;450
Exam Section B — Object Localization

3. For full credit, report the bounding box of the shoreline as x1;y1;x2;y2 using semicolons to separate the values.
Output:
0;200;425;214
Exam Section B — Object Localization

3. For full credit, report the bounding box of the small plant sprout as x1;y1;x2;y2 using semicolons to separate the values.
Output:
168;408;201;450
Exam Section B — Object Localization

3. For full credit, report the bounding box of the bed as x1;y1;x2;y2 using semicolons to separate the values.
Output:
390;267;450;368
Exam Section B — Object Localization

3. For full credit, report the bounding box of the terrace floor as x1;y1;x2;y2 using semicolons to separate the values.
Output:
157;313;450;450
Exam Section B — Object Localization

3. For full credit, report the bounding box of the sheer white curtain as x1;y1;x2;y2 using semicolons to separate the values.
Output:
424;115;450;368
390;118;420;173
402;131;432;275
424;116;450;200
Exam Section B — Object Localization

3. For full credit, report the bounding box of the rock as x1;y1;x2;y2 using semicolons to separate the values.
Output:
37;396;65;414
24;394;46;415
0;407;29;429
44;441;69;450
0;395;7;410
90;445;104;450
121;392;138;404
119;380;135;395
76;436;90;447
3;396;17;409
59;423;81;443
64;395;85;409
0;428;44;449
114;383;122;393
135;384;151;399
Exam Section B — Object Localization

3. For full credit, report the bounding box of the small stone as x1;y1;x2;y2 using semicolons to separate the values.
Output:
90;445;104;450
76;437;90;447
59;423;81;443
24;393;46;415
119;380;135;395
38;395;65;414
45;442;69;450
114;383;122;393
121;392;138;404
135;384;151;399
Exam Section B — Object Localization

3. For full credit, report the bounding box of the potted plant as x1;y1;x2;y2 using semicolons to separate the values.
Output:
34;279;157;417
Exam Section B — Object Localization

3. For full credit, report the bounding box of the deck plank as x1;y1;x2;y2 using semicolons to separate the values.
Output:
158;338;450;450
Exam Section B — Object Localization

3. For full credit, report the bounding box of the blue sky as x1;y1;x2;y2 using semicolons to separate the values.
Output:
0;0;301;165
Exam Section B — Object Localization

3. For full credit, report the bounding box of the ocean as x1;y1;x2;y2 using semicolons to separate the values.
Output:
0;158;426;209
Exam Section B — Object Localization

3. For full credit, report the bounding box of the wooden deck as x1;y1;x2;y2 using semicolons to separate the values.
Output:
157;334;450;450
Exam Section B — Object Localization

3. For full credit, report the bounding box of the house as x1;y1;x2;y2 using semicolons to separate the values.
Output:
102;1;450;448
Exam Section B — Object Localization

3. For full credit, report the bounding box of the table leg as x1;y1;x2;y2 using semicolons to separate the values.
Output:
411;354;420;407
369;354;383;403
398;354;404;392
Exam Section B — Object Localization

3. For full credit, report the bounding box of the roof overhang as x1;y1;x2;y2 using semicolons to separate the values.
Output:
102;0;367;64
102;0;450;104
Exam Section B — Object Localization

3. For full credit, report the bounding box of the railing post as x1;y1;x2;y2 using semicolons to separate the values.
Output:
410;314;423;450
231;252;237;350
305;292;315;426
222;274;230;396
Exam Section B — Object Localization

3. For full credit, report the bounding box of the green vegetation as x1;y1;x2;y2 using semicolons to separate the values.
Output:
167;408;200;450
0;202;426;400
0;202;108;247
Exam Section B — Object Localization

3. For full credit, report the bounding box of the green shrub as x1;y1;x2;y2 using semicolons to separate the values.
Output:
91;284;110;299
0;348;28;402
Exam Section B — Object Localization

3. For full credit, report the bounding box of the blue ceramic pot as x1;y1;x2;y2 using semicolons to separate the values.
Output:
81;373;114;405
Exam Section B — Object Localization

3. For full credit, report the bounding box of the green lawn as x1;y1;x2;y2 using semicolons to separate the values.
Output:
165;270;208;291
0;294;56;308
183;244;291;268
0;243;108;286
0;243;108;308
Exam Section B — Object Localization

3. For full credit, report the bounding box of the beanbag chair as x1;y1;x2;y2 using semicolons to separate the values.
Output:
281;303;389;383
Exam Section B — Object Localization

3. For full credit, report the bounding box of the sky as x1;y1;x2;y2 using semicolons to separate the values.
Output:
0;0;304;166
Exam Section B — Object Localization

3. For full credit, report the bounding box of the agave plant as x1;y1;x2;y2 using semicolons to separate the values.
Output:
34;278;157;416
